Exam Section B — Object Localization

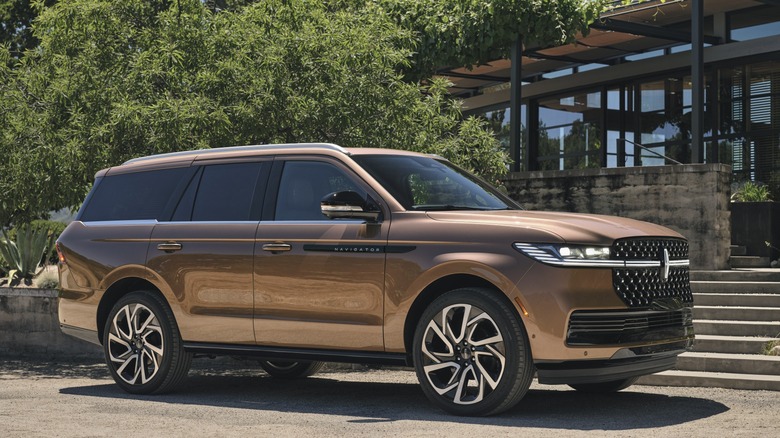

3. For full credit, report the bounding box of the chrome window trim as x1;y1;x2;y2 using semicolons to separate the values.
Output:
83;220;159;227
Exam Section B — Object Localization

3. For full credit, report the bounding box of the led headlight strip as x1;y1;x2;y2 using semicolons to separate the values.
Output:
513;243;690;268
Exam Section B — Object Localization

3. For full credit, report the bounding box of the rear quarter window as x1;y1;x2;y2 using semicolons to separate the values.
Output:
80;167;188;222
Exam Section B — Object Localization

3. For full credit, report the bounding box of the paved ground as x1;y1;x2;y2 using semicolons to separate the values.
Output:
0;358;778;437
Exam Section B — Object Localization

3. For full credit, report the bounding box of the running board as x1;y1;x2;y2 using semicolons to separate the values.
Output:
183;342;410;366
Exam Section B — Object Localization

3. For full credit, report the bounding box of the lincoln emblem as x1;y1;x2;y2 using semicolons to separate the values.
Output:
660;248;670;282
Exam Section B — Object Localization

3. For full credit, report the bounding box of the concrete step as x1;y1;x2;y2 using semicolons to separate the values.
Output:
691;270;780;282
729;256;770;268
693;305;780;321
730;245;747;256
675;352;780;375
693;319;780;337
637;370;780;391
693;334;779;354
691;281;780;294
693;293;780;307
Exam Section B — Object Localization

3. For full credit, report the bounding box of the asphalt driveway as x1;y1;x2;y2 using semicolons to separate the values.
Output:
0;358;777;437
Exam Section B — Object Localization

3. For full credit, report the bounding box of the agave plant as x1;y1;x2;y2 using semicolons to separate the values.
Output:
0;224;53;286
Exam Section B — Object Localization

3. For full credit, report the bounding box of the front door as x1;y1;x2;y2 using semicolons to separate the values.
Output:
253;159;387;351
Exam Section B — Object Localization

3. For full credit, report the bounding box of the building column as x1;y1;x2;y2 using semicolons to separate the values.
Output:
510;37;523;171
691;0;704;163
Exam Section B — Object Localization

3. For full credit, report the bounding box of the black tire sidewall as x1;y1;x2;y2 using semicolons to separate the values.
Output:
103;291;177;394
259;360;324;379
412;288;528;416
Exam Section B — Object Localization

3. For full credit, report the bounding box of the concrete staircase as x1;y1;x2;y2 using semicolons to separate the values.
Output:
638;270;780;390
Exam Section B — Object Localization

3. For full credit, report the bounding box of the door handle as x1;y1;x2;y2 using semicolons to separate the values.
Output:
157;242;183;252
262;243;292;252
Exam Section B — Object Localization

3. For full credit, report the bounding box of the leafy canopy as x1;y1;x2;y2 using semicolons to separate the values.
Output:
0;0;603;225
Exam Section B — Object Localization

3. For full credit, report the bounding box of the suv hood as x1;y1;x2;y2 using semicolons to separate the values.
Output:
425;210;683;244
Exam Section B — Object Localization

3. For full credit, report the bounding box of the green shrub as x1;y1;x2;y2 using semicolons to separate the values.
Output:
731;181;772;202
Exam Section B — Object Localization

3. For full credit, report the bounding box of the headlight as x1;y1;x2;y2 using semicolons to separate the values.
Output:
513;243;620;267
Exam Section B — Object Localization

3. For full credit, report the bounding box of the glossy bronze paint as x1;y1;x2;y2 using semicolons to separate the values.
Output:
253;225;386;350
58;144;690;364
57;221;155;339
378;210;685;361
146;222;257;344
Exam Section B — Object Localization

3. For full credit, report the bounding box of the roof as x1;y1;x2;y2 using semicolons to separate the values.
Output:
122;143;350;165
96;143;428;177
438;0;767;100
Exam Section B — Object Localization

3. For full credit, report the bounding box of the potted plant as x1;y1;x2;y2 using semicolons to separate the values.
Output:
731;182;780;265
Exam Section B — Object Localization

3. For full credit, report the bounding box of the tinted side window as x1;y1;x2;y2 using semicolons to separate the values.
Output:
80;168;187;221
275;161;363;221
191;162;266;221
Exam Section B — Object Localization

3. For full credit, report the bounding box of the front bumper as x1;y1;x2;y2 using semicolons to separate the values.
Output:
535;339;693;385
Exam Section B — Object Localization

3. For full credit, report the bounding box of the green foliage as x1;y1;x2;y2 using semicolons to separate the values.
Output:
764;339;780;356
0;224;53;285
5;220;68;264
0;0;56;56
380;0;607;78
731;181;772;202
0;0;605;222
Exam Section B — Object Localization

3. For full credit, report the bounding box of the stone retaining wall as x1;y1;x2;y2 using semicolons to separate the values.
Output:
0;288;101;359
503;163;732;270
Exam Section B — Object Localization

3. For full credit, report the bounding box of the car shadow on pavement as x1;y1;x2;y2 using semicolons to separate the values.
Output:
56;361;730;431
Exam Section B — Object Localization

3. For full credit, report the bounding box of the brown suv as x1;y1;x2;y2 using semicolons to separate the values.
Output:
58;143;693;416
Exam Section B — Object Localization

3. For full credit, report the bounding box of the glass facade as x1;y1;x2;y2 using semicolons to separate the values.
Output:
471;58;780;195
537;91;601;170
463;4;780;191
718;61;780;192
476;104;525;167
527;73;713;170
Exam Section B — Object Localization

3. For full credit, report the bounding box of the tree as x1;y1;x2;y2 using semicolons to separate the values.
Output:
0;0;604;225
380;0;606;78
0;0;56;56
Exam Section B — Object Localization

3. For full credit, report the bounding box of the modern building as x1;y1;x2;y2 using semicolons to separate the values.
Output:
438;0;780;270
441;0;780;194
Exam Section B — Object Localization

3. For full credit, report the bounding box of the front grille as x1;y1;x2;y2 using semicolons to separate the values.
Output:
614;267;692;308
613;238;688;260
567;307;694;346
611;237;691;308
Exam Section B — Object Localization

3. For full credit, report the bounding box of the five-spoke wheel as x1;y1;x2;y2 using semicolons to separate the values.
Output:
413;288;533;416
104;291;191;394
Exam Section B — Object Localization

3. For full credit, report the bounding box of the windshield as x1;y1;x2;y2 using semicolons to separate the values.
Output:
352;155;520;211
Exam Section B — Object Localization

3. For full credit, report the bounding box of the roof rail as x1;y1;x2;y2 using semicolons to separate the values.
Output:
122;143;349;165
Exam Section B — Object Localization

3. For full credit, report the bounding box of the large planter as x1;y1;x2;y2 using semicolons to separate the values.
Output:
731;201;780;260
0;287;102;359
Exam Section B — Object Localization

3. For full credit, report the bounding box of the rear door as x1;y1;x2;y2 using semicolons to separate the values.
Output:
253;157;388;351
147;158;271;344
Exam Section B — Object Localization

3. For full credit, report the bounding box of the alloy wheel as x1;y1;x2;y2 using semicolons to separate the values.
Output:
107;303;165;385
420;303;506;405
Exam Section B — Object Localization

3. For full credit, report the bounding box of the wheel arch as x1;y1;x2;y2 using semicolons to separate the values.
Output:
402;274;522;358
97;277;164;343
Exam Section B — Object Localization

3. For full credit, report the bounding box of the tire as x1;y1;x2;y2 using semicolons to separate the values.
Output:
568;377;638;393
412;288;534;416
259;360;325;379
103;290;192;394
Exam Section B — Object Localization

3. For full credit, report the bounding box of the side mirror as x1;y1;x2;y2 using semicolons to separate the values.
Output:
321;191;381;222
